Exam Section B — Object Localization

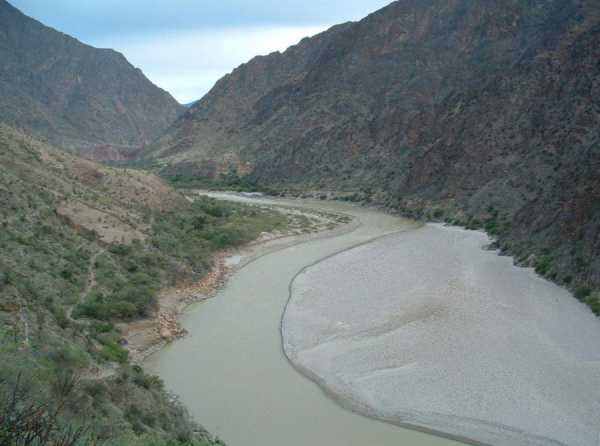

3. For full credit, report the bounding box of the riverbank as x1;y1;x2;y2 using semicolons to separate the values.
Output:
121;192;359;363
272;188;600;320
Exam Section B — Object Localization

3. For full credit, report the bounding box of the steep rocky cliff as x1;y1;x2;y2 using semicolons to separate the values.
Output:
152;0;600;292
0;0;184;160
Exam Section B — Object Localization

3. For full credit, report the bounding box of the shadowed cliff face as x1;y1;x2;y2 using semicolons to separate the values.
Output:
0;0;184;160
151;0;600;289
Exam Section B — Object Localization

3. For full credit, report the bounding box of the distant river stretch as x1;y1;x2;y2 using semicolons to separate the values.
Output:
147;194;600;446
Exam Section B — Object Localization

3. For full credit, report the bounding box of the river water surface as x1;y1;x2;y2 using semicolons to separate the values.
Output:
146;194;600;446
145;195;464;446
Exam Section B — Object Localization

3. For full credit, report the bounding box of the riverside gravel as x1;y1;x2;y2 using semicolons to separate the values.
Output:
283;224;600;446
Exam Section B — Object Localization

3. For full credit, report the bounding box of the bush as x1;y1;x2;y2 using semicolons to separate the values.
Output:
60;267;75;281
90;321;115;334
111;301;138;319
116;286;156;318
0;371;89;446
110;244;133;256
574;287;592;301
99;340;129;364
131;366;163;391
535;256;553;276
484;218;500;236
74;299;111;321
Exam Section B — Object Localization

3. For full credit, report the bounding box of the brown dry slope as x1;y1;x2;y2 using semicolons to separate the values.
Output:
150;0;600;295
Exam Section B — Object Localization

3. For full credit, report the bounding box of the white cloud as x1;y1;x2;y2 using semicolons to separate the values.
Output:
92;25;329;103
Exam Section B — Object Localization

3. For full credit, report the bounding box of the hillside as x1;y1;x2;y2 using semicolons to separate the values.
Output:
0;0;184;161
0;124;292;445
150;0;600;298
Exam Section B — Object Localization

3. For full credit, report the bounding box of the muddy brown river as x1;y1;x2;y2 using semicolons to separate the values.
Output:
146;194;600;446
145;194;464;446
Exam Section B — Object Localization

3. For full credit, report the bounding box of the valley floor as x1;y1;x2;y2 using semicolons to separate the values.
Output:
148;193;600;446
145;194;463;446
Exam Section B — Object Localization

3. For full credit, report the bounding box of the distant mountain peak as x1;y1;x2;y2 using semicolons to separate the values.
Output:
0;0;185;161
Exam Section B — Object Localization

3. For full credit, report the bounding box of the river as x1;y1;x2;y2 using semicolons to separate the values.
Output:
146;194;600;446
145;194;464;446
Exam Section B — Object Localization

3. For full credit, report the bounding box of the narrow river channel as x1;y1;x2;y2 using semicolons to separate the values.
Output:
145;194;465;446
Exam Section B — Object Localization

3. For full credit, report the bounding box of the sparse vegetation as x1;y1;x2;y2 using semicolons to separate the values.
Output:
70;196;287;323
0;333;220;446
165;172;260;193
0;126;290;445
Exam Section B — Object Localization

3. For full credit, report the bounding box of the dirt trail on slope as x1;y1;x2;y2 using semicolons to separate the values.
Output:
67;249;104;321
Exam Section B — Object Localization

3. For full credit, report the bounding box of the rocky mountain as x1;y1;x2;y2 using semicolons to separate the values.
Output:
0;0;184;160
151;0;600;293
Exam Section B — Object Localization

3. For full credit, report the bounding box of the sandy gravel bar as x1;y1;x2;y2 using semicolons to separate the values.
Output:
283;223;600;446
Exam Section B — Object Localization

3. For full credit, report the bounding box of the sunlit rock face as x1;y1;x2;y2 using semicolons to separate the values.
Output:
283;224;600;446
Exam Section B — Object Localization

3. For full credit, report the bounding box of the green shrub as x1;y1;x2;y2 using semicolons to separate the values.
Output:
484;216;501;236
574;287;592;301
116;286;156;317
111;301;138;319
74;299;111;321
90;321;115;334
133;371;162;390
535;256;553;276
110;244;133;256
60;267;75;281
99;340;129;364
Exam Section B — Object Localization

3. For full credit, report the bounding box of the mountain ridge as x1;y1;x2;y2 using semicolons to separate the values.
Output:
0;0;184;161
149;0;600;294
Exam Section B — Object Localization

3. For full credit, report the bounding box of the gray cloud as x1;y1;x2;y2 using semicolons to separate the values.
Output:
13;1;391;36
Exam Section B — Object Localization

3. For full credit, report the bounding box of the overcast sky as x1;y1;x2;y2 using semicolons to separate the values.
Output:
12;1;391;103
